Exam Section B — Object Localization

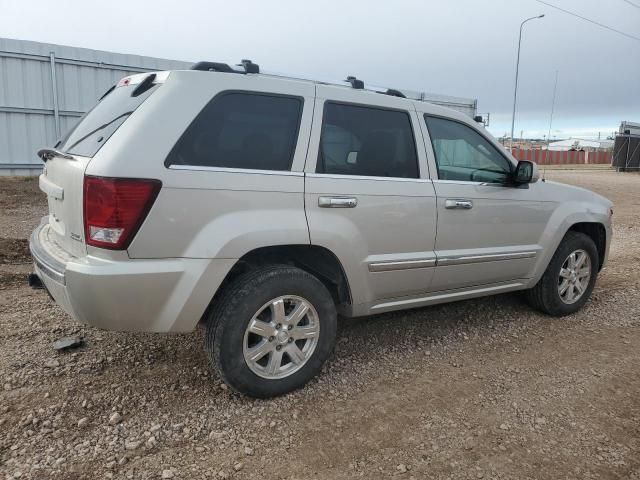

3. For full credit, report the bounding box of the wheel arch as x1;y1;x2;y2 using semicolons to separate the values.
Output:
566;222;607;270
528;206;610;288
201;244;352;323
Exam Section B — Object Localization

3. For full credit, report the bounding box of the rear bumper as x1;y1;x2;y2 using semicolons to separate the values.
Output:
30;223;235;332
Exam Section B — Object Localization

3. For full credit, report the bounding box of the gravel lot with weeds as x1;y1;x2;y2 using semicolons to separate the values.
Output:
1;170;639;479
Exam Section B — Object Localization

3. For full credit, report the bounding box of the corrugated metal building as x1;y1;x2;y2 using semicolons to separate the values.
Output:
0;37;190;175
401;90;477;119
547;138;614;151
0;37;478;175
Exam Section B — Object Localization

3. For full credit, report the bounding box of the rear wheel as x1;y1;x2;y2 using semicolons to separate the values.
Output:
205;265;337;398
525;231;599;316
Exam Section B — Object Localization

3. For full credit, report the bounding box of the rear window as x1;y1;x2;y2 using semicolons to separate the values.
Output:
58;83;159;157
165;92;303;171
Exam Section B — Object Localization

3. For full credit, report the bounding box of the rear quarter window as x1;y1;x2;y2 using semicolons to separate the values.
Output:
59;83;158;158
165;92;303;171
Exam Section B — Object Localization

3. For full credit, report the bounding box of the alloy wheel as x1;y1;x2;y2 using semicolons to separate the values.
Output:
557;249;591;305
242;296;320;379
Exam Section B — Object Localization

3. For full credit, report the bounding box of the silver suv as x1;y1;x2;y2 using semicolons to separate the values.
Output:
31;61;613;397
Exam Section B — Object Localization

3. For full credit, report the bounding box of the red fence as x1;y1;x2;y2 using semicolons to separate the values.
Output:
511;149;612;165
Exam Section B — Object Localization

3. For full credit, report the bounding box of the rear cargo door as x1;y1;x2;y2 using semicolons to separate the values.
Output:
38;73;164;258
39;155;91;258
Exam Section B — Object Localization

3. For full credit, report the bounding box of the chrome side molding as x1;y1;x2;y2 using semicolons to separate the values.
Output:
368;258;436;272
437;251;537;266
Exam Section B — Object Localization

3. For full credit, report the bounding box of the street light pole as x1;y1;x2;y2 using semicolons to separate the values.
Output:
510;14;545;150
546;69;559;152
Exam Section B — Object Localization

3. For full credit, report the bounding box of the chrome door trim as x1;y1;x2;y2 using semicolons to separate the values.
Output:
368;258;437;272
437;250;537;267
432;179;506;187
306;172;433;183
168;165;304;176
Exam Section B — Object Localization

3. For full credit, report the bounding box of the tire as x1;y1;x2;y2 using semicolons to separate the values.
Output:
524;231;599;316
205;265;337;398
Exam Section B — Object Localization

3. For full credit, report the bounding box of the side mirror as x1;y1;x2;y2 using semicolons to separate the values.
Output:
346;151;358;165
473;115;484;124
513;160;539;184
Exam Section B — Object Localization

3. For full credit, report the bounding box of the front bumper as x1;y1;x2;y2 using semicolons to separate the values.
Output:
602;223;613;270
29;223;235;332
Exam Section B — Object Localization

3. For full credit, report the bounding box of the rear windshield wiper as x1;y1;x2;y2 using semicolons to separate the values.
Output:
64;112;132;152
37;148;75;162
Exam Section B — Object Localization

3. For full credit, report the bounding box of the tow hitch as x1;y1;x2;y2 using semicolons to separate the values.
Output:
28;273;44;289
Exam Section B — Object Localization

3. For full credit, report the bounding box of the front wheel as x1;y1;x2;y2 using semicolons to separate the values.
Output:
205;266;337;398
525;231;599;316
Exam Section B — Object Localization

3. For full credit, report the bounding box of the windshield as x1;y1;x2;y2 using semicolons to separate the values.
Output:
58;83;158;157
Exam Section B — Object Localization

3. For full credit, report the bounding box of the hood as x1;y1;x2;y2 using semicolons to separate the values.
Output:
539;180;613;208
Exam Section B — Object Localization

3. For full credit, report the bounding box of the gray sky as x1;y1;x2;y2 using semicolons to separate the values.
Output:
2;0;638;139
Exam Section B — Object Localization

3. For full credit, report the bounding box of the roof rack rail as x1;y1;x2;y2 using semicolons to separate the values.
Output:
238;59;260;74
344;77;408;99
190;59;260;74
191;61;236;73
384;88;406;98
345;76;364;89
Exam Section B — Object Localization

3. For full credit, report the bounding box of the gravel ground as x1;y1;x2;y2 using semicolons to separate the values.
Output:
1;170;639;480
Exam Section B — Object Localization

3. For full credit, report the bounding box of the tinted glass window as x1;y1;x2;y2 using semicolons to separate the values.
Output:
425;116;512;183
318;103;418;178
166;93;302;171
59;83;158;157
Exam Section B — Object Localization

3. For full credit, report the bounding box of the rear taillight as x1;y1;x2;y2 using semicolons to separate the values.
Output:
83;176;161;250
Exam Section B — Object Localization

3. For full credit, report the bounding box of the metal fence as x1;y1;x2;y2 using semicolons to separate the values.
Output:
511;148;612;165
0;37;190;175
0;37;478;175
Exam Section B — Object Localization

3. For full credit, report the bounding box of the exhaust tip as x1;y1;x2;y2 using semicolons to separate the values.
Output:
27;273;44;289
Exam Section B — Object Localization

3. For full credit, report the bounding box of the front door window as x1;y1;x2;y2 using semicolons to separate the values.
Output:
425;116;512;183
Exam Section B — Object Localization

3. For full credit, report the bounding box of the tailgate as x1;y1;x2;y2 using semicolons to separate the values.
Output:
39;155;91;258
36;71;168;258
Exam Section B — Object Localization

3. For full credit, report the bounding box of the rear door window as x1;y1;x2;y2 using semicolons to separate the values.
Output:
317;102;419;178
165;92;303;171
59;82;159;158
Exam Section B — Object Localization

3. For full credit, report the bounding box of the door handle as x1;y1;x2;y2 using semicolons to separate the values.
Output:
318;196;358;208
445;199;473;209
